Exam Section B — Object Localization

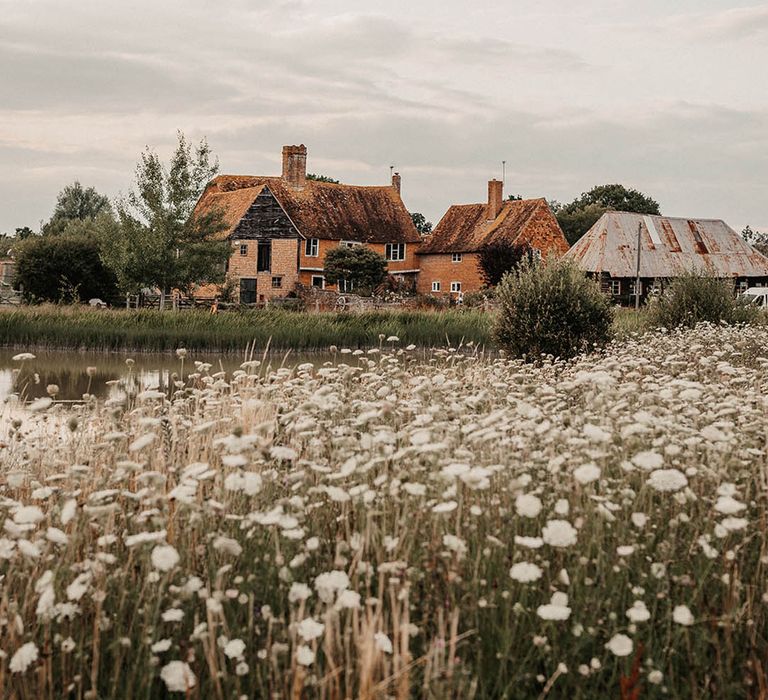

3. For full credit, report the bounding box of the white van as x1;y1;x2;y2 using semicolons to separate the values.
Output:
742;287;768;308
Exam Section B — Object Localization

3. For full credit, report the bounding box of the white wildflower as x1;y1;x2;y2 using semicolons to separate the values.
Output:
10;642;38;673
515;493;542;518
672;605;694;626
509;562;543;583
605;633;633;657
160;661;197;692
648;469;688;492
151;545;180;572
542;520;578;548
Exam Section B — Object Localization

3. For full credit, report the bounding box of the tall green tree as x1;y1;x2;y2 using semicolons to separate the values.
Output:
410;212;432;235
323;246;387;296
556;184;661;245
100;132;229;306
43;182;112;236
742;225;768;256
306;173;340;183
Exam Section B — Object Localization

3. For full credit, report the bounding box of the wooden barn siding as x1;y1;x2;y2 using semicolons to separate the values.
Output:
231;187;299;241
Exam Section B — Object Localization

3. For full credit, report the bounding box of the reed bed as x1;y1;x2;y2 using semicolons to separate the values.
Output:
1;324;767;698
0;305;493;353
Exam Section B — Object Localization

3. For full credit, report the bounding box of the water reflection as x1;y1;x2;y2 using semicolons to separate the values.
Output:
0;349;326;404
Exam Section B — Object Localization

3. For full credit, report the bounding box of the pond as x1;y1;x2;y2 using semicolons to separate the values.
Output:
0;348;336;404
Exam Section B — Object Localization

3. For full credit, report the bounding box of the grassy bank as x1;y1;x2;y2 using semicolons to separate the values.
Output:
0;304;493;352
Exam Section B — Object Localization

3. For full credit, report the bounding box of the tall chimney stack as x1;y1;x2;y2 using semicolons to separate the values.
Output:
392;171;401;195
486;179;503;221
282;144;307;189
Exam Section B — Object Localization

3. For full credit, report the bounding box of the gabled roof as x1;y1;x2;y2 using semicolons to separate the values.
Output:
418;198;568;254
566;211;768;278
196;184;267;241
196;175;421;244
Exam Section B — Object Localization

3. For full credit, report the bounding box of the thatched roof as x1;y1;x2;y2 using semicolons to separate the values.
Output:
195;175;420;244
418;198;567;254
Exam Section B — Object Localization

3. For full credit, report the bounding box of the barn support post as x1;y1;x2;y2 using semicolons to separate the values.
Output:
635;222;642;310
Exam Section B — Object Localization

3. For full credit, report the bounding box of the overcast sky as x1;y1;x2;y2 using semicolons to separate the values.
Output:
1;0;767;233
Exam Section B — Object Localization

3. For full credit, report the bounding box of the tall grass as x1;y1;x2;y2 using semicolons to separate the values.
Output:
0;305;493;352
1;325;767;697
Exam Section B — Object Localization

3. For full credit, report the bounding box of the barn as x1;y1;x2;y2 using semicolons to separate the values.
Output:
566;211;768;305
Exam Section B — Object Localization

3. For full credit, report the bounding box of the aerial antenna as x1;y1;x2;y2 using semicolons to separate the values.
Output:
390;165;394;181
502;160;506;195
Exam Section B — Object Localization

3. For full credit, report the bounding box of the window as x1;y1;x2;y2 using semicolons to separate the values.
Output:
610;280;621;295
311;275;325;289
450;281;462;293
338;278;355;293
239;278;257;304
737;280;748;293
257;242;271;272
305;238;319;257
431;281;441;292
239;244;248;256
272;276;283;289
386;243;406;261
630;280;643;296
531;248;542;262
451;253;462;263
340;240;362;249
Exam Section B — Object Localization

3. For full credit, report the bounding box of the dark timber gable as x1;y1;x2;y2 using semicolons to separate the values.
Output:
231;186;301;241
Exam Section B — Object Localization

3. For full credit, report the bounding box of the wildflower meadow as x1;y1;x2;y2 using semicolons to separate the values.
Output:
1;324;767;698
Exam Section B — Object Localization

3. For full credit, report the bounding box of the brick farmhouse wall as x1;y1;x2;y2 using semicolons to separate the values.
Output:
228;238;299;301
416;253;482;296
298;239;420;289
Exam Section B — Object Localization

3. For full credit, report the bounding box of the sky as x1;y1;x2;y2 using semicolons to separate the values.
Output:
1;0;767;233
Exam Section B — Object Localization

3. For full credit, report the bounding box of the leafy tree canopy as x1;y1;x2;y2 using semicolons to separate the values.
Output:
323;246;388;296
742;225;768;256
99;131;230;300
556;184;661;246
43;181;113;236
410;212;432;235
306;173;340;183
478;241;533;287
14;233;119;304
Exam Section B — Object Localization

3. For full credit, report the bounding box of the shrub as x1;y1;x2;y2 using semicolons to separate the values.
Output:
494;257;613;360
13;233;120;304
323;246;387;295
648;271;759;329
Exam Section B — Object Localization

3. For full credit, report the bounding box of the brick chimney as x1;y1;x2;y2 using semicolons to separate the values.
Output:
486;179;503;221
281;144;307;189
392;171;401;195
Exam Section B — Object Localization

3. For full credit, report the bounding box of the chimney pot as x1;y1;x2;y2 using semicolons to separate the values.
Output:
282;144;307;189
486;179;503;220
392;171;402;195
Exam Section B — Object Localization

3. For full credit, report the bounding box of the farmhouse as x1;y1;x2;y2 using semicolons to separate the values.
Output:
194;145;420;303
566;211;768;305
416;180;569;297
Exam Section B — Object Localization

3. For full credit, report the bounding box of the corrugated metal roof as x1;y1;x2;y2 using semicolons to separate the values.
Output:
565;211;768;278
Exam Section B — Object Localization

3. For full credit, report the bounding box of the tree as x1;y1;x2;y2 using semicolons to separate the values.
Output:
742;225;768;256
99;132;230;306
13;233;119;303
507;194;523;201
478;241;533;287
43;182;112;236
556;184;661;246
323;246;387;296
306;173;340;183
410;212;432;235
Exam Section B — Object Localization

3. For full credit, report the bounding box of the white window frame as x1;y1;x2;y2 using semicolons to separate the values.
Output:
450;281;462;293
431;281;441;292
305;238;319;257
338;278;355;293
239;243;248;256
531;248;542;262
340;240;362;249
386;243;406;262
610;280;621;295
311;275;325;289
451;252;463;263
272;276;283;289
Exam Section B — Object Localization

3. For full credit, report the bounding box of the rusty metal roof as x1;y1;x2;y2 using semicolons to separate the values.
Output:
565;211;768;278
